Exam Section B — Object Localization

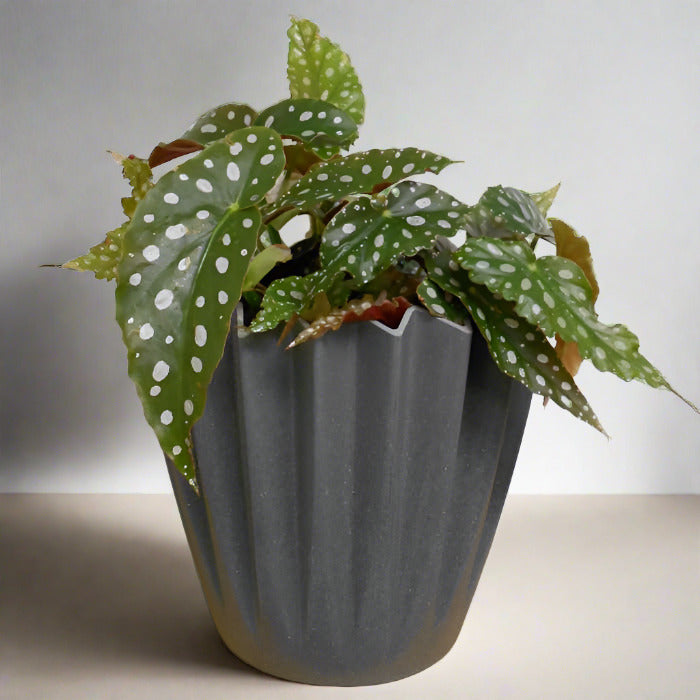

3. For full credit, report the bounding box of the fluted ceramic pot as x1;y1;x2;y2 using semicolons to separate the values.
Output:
168;306;531;686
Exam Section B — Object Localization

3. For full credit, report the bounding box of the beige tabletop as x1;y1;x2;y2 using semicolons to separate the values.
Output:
1;495;698;699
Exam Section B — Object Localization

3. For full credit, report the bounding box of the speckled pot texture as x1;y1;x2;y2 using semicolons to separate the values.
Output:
168;306;531;686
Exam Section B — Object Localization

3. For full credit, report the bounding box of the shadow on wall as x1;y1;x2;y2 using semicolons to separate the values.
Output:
0;269;139;482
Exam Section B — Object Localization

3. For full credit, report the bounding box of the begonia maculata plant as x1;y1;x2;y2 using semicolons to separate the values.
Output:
57;17;696;490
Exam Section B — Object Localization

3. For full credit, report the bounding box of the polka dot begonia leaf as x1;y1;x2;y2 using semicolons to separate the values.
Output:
115;127;285;488
416;278;470;326
181;102;258;147
319;181;469;284
464;186;554;243
455;237;696;409
287;17;365;125
62;154;153;281
254;98;358;160
279;148;457;209
424;243;605;432
550;218;599;302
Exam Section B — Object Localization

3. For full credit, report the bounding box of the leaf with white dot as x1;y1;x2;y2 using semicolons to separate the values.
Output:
62;154;153;280
424;243;605;432
116;127;285;486
417;278;470;325
148;103;258;168
279;147;457;209
319;181;469;285
254;98;358;159
455;237;697;409
465;186;554;243
287;17;365;125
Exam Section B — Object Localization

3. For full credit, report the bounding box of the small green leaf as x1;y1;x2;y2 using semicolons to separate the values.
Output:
62;153;153;280
181;103;258;147
424;243;605;431
242;244;292;291
254;98;358;159
62;222;128;280
115;127;285;486
529;183;560;217
287;17;365;125
465;186;554;243
280;147;457;209
249;272;325;332
455;237;696;409
417;278;470;325
320;182;469;284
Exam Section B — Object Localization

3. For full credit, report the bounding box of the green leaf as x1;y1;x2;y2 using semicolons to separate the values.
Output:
287;17;365;125
280;147;458;209
320;182;469;284
424;243;605;431
455;237;696;409
529;183;560;217
149;103;258;168
242;244;292;291
62;153;153;280
417;278;470;325
249;272;326;332
181;102;258;147
254;98;358;159
465;186;554;243
115;126;285;486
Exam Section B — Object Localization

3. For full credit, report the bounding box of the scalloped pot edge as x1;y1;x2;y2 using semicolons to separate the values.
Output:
235;304;473;341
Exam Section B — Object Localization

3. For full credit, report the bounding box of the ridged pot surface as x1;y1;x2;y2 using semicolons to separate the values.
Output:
168;306;531;685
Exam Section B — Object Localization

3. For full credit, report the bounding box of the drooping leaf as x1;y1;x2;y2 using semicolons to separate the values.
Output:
242;244;292;291
416;278;470;325
529;182;560;217
549;217;599;379
254;98;358;159
62;154;154;280
287;17;365;125
148;103;258;168
319;182;469;285
115;127;285;486
550;218;599;301
424;243;605;431
464;186;554;243
455;237;696;409
280;147;458;209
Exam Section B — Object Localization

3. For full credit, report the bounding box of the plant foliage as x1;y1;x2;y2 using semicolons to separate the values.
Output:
60;17;697;489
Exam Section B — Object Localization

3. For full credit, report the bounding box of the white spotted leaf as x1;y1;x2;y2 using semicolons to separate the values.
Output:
319;182;469;285
455;237;696;409
280;148;457;209
181;103;258;146
254;98;358;159
62;154;153;280
115;127;285;487
465;186;554;243
287;17;365;125
417;278;470;325
424;243;605;432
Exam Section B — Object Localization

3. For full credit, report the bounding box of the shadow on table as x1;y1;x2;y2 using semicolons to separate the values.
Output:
1;495;262;678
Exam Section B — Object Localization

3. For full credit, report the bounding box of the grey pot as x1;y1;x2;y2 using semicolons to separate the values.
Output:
168;306;531;686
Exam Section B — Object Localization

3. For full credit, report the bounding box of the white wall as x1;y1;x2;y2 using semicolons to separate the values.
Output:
1;0;698;493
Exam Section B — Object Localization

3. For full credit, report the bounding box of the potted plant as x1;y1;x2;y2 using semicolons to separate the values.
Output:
53;17;696;686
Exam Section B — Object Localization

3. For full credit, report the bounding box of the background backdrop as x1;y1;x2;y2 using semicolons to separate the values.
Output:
2;0;698;493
